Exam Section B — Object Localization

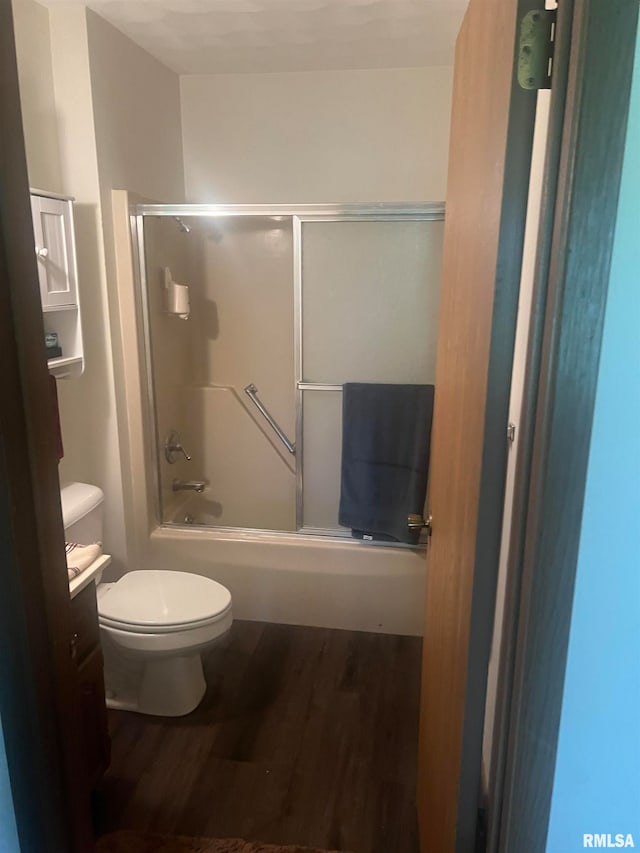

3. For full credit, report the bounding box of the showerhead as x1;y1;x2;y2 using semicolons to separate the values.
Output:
174;216;191;234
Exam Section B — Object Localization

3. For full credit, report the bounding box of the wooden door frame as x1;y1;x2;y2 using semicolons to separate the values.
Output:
491;1;639;850
0;3;95;851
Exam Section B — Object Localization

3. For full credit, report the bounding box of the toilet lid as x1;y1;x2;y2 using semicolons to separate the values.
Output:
98;570;231;628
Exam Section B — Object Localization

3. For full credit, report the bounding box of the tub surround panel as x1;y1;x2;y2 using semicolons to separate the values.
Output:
170;216;296;529
143;215;297;529
181;386;296;531
143;216;194;516
188;217;294;396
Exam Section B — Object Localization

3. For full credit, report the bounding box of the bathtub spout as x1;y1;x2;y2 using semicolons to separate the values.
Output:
172;479;208;493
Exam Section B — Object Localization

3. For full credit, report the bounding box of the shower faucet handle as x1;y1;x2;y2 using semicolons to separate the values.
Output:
164;430;192;464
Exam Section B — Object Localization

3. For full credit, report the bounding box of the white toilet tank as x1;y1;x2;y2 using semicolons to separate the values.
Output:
61;482;104;544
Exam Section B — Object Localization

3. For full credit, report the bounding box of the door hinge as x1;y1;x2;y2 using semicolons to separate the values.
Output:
507;422;516;444
517;9;557;90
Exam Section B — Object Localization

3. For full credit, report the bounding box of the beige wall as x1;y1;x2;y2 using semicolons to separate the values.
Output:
13;0;450;609
85;10;184;206
11;0;62;193
13;0;185;572
180;67;453;204
85;9;185;567
47;6;119;557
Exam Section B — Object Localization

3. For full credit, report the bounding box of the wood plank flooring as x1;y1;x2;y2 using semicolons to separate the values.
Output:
93;621;422;853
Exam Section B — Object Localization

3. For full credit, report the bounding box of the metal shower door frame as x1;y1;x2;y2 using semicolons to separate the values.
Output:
133;202;445;539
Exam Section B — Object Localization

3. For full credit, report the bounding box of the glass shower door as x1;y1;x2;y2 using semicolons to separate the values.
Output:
139;205;444;538
143;214;297;531
298;217;445;535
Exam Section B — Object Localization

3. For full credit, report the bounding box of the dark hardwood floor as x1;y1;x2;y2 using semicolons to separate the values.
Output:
94;620;422;853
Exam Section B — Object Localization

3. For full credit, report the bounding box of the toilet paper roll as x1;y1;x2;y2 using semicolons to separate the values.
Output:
167;282;190;319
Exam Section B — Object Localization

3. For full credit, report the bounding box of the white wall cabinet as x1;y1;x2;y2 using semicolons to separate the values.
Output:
30;190;84;378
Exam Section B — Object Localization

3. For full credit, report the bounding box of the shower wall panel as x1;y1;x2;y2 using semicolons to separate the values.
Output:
182;385;295;530
184;217;296;530
144;217;195;518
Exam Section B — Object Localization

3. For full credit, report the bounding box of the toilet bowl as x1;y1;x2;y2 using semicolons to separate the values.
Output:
98;570;233;717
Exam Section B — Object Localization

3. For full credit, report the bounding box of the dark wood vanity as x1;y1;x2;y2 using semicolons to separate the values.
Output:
70;582;110;787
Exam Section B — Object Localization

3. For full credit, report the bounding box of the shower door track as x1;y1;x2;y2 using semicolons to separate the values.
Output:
135;203;444;219
133;202;445;543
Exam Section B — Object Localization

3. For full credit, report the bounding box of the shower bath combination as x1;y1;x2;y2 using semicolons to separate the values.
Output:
136;203;445;541
126;202;445;634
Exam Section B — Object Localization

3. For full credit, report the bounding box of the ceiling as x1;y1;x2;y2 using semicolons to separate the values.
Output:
41;0;468;75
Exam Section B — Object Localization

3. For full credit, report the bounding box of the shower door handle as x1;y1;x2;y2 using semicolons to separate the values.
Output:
244;384;296;456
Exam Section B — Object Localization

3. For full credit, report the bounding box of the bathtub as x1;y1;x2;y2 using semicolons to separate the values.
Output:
144;496;427;636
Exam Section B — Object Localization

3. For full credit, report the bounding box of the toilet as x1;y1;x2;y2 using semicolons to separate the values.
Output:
98;571;232;717
62;481;233;717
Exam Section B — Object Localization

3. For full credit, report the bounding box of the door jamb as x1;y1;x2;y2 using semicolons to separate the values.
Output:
452;0;541;847
494;2;639;849
486;0;575;844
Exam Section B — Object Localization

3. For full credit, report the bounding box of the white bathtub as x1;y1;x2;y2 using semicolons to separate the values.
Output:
145;502;427;636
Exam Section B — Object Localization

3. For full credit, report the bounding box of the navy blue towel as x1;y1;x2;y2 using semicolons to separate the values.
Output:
338;383;435;545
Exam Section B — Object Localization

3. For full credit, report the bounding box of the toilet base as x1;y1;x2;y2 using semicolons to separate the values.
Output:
141;654;206;716
102;634;211;717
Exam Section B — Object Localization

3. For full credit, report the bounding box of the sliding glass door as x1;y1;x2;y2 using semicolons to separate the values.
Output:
136;204;444;542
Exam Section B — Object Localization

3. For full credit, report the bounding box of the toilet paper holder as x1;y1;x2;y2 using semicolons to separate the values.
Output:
164;267;190;319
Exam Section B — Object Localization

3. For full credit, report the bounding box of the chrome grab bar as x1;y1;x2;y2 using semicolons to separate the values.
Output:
244;384;296;455
172;479;208;493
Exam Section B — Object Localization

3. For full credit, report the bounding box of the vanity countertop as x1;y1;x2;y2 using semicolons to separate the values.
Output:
69;553;111;600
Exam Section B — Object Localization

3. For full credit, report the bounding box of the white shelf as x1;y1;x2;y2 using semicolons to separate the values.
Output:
48;355;83;379
69;553;112;599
